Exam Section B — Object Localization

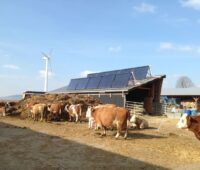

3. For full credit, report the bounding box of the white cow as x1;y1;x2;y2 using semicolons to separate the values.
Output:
176;114;188;129
130;114;149;129
65;104;82;122
86;106;95;129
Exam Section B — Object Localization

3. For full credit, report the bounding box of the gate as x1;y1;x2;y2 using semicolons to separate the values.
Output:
125;101;144;115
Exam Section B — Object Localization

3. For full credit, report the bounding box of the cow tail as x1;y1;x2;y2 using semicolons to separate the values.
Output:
65;104;69;112
44;105;48;120
124;109;130;129
79;105;82;116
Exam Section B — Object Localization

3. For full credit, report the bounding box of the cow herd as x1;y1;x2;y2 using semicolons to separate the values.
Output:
25;102;200;141
22;102;150;139
28;103;82;122
1;101;200;141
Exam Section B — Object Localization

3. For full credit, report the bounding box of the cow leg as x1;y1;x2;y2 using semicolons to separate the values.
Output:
75;114;79;123
123;128;128;139
88;118;94;129
101;126;106;136
88;118;92;129
40;112;43;121
69;115;72;122
33;114;36;121
115;121;121;139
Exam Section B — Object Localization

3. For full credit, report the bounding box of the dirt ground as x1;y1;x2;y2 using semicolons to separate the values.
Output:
0;115;200;170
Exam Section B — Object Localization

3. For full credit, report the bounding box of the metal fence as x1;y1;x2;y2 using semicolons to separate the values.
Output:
125;101;144;115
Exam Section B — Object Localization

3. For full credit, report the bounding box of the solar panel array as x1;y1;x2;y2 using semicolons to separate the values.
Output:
67;66;149;90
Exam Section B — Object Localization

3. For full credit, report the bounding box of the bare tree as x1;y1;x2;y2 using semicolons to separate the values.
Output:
176;76;195;88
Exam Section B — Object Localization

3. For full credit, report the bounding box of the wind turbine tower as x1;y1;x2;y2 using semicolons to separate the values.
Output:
42;52;50;92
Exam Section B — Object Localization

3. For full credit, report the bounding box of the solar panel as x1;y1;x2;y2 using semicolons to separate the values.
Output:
133;66;149;80
111;73;131;88
68;65;150;90
98;74;115;89
86;76;101;89
67;79;80;90
118;68;132;74
75;78;89;90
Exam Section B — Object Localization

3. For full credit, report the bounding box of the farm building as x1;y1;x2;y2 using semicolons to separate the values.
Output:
65;65;166;114
161;88;200;112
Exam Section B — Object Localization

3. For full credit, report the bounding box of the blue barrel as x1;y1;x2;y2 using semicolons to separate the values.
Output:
191;110;197;116
186;109;192;115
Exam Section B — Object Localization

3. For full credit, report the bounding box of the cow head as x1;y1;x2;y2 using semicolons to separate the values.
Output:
176;114;188;129
130;114;136;123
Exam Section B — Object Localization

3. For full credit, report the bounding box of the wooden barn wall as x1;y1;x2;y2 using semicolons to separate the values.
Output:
126;78;164;114
126;89;149;102
92;94;124;107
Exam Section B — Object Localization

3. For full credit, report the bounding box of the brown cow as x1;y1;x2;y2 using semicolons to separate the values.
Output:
0;106;6;116
186;115;200;140
90;106;129;139
86;104;116;129
26;102;38;118
47;103;64;121
65;104;82;122
177;114;200;141
30;103;47;121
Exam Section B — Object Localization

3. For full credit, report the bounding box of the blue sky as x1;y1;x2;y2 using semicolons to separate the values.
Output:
0;0;200;96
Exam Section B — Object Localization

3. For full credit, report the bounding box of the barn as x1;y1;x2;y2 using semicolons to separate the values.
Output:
161;88;200;112
65;65;166;114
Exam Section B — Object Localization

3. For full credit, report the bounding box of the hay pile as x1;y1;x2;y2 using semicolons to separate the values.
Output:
6;93;101;119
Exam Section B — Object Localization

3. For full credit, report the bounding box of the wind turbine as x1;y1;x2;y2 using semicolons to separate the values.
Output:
42;51;51;92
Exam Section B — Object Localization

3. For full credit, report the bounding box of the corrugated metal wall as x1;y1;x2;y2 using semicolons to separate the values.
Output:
92;94;124;107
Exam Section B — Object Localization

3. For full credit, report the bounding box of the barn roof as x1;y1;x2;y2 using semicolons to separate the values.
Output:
65;65;165;93
161;88;200;96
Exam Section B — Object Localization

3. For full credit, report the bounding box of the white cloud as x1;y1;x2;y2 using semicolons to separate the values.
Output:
108;46;122;53
159;42;199;53
133;3;156;13
80;70;95;77
177;45;193;51
180;0;200;10
2;64;20;70
39;70;55;78
159;42;174;50
197;47;200;54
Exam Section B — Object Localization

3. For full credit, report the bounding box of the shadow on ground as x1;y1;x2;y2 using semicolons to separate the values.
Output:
0;122;169;170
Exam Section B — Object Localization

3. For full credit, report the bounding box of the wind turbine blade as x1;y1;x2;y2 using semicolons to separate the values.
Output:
41;52;49;59
49;58;52;73
49;48;53;57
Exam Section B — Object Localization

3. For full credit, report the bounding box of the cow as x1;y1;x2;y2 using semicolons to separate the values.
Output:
30;103;47;121
0;106;6;116
86;104;116;129
26;102;38;118
177;114;200;141
0;102;11;117
130;114;149;129
65;104;82;122
88;105;129;139
86;106;95;129
47;103;64;121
